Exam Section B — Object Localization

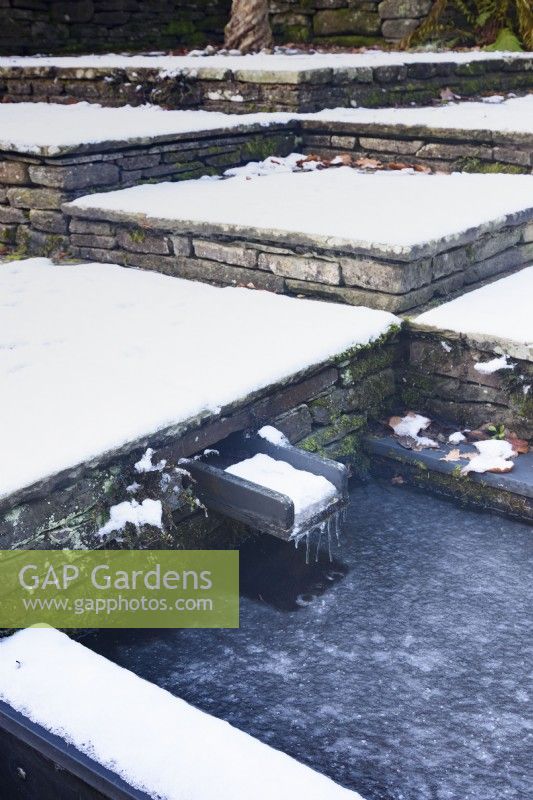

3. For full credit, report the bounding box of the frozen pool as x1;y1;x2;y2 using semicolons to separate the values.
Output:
88;481;532;800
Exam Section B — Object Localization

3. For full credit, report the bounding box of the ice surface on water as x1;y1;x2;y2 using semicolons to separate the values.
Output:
89;482;533;800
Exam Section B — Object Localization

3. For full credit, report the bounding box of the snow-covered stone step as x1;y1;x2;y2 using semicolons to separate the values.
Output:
0;627;362;800
0;103;294;254
1;51;531;112
64;167;533;312
365;432;533;522
0;258;399;549
300;96;533;174
405;266;533;440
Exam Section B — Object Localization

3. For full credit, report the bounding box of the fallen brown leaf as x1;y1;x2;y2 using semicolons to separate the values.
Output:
388;415;403;430
440;448;462;462
488;463;514;474
354;156;383;169
507;437;529;454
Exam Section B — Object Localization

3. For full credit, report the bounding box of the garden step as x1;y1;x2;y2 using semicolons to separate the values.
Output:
62;167;533;313
0;51;532;112
364;433;533;523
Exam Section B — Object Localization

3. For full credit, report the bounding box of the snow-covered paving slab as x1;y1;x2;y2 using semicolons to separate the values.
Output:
0;102;292;156
0;50;531;74
415;265;533;358
0;627;362;800
0;258;397;500
2;51;531;112
406;266;533;444
64;167;533;312
67;168;533;252
303;95;533;135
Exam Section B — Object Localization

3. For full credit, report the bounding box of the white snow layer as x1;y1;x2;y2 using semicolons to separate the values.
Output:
97;498;163;538
70;168;533;252
0;628;362;800
0;102;293;155
415;267;533;347
304;94;533;135
461;439;516;475
226;453;337;525
474;354;514;374
0;258;397;499
0;50;530;73
258;425;290;446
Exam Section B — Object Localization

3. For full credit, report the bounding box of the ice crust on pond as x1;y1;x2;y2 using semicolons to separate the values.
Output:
303;95;533;134
0;102;293;155
226;453;338;526
0;50;530;73
0;628;362;800
69;168;533;252
0;259;397;499
415;267;533;346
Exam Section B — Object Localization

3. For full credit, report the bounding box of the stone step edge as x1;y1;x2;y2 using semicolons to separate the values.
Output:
363;433;533;521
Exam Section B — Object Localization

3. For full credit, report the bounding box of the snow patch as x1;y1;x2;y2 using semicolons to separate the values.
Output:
134;447;167;473
0;628;361;800
461;439;516;475
68;169;533;251
258;425;290;446
0;258;397;499
448;431;466;444
302;95;533;135
226;453;337;527
392;413;438;448
415;267;533;347
97;498;163;538
474;354;514;375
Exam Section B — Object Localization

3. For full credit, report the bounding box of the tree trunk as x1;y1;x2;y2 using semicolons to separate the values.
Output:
224;0;273;53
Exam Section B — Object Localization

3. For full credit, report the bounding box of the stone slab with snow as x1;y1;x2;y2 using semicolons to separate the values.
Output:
0;627;362;800
406;266;533;441
64;167;533;313
299;95;533;174
0;103;295;252
0;257;400;549
1;51;531;112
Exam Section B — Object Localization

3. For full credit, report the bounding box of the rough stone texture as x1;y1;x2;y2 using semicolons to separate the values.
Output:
62;206;533;313
403;327;533;442
0;126;294;252
0;333;400;549
299;119;533;174
1;57;531;113
0;0;232;54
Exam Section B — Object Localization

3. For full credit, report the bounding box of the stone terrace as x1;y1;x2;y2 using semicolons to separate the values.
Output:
63;169;533;313
0;104;294;253
0;258;400;549
408;266;533;440
0;51;532;112
300;96;533;174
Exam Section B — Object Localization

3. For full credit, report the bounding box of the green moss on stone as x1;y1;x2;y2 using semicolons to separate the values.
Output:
459;158;527;175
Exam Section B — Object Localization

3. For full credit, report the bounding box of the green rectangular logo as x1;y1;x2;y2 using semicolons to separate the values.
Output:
0;550;239;629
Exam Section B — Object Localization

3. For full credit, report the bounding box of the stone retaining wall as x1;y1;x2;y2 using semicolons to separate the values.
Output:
0;125;294;255
300;119;533;174
0;0;231;55
1;58;532;112
0;0;452;53
0;333;401;550
61;207;533;313
404;322;533;441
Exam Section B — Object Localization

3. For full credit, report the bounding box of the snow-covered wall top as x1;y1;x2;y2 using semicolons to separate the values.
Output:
68;169;533;257
303;95;533;135
0;627;363;800
0;258;398;499
0;50;532;77
415;266;533;352
0;103;293;156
